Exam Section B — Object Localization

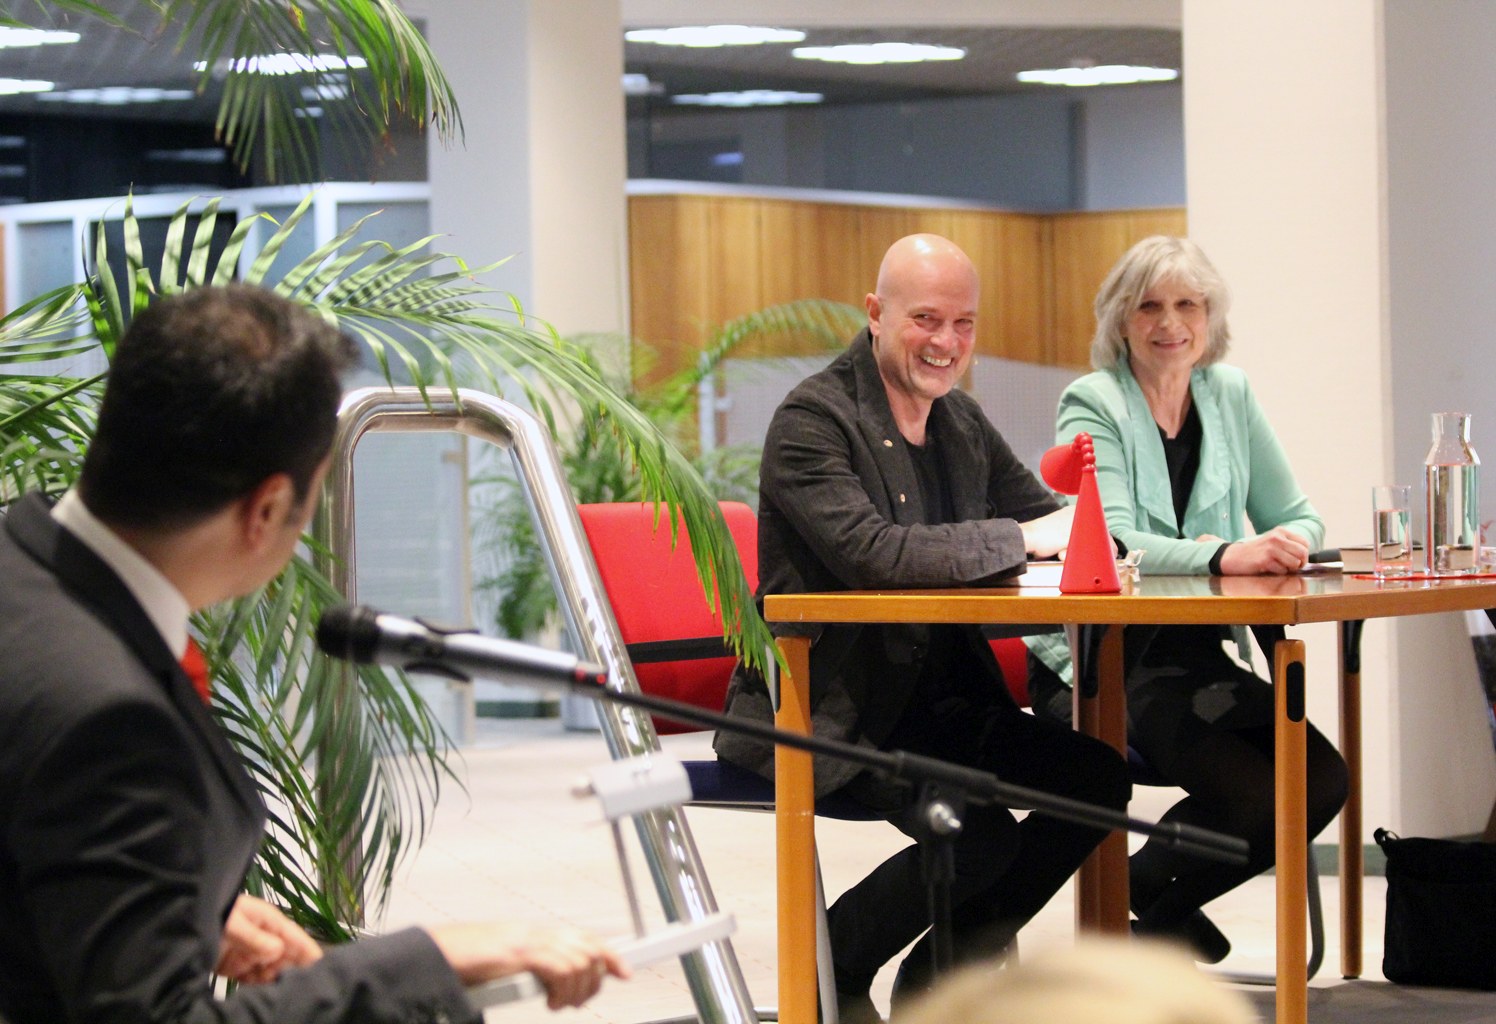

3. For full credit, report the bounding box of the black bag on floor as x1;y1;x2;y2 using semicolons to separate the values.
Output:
1375;827;1496;989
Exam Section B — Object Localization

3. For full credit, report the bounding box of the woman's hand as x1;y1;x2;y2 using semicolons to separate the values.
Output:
1209;527;1310;575
217;894;323;984
428;922;630;1010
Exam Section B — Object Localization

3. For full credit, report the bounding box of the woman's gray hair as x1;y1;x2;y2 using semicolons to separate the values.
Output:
1090;235;1232;370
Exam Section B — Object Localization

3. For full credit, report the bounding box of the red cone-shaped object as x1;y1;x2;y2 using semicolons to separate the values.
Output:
1041;441;1084;494
1059;435;1121;594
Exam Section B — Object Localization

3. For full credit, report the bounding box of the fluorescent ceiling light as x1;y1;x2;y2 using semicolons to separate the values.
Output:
38;87;192;104
672;89;823;108
622;73;663;96
193;53;368;75
301;83;349;101
0;78;53;96
626;25;804;47
794;42;964;65
0;28;79;48
145;148;229;164
1017;64;1178;87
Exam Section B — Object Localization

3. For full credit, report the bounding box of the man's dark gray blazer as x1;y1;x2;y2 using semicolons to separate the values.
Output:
0;494;476;1024
715;331;1060;795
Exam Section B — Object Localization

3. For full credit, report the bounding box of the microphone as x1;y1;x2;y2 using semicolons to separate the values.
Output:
316;604;609;689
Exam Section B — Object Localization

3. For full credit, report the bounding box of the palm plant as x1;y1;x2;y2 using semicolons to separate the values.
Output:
22;0;459;184
0;0;854;945
475;300;863;643
0;189;795;938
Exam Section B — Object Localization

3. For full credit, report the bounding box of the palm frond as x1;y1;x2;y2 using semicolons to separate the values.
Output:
473;301;862;647
0;191;779;936
160;0;461;182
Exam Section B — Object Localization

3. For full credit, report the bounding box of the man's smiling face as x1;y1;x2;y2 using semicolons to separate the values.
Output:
867;249;979;414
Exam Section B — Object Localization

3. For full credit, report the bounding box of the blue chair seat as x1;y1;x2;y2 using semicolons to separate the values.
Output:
682;758;883;821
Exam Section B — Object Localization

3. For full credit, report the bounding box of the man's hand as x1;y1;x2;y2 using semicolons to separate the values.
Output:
1212;527;1310;575
1020;505;1075;559
428;922;630;1010
217;894;323;984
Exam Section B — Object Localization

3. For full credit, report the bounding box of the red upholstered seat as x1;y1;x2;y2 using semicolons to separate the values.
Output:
990;636;1030;708
576;501;758;734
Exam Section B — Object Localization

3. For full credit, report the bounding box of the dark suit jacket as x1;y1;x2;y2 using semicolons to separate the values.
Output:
714;331;1060;795
0;493;475;1024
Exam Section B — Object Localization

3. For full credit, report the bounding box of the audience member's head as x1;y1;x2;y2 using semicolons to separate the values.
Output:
80;285;357;530
899;938;1257;1024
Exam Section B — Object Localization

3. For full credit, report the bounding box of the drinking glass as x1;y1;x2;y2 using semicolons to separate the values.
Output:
1373;484;1414;578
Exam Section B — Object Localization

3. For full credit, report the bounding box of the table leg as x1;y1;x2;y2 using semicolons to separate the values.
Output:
1275;638;1309;1024
1338;619;1365;979
1072;623;1129;935
774;636;817;1024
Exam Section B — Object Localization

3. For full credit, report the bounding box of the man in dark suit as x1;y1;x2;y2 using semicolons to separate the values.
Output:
715;234;1131;1022
0;285;626;1023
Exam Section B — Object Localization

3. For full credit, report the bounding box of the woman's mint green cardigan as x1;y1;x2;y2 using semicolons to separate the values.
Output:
1026;359;1326;685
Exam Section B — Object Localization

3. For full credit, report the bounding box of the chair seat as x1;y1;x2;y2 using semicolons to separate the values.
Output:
682;759;884;821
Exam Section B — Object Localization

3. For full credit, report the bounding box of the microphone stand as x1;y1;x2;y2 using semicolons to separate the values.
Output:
556;672;1249;976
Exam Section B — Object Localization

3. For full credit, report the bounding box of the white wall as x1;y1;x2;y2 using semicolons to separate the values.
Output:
418;0;629;337
1184;0;1496;839
1382;0;1496;836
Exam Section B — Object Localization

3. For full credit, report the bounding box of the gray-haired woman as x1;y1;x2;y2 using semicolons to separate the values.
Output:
1027;236;1348;962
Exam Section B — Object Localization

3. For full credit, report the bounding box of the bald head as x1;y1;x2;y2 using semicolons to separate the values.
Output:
874;234;980;310
865;234;980;441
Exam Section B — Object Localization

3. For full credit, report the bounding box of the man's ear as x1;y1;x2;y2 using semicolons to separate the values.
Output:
865;292;881;337
239;473;296;549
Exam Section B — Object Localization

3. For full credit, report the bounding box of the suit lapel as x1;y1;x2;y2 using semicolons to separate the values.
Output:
6;494;262;816
931;399;988;522
851;332;925;526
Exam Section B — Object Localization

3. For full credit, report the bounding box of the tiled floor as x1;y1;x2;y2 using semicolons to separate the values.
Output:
378;719;1389;1024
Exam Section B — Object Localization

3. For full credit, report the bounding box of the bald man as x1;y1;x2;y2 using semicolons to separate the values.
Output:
716;235;1130;1022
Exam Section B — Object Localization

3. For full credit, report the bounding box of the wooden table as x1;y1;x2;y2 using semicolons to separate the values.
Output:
764;573;1496;1024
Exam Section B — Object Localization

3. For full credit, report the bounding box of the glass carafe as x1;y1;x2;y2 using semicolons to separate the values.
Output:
1424;412;1480;574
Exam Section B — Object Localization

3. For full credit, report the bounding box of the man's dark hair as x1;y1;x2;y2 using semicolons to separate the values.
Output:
80;285;358;529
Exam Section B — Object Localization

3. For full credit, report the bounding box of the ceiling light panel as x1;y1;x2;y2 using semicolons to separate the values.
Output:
193;54;368;75
37;87;192;104
1017;64;1178;86
626;25;804;47
793;43;966;66
0;79;51;96
672;89;823;108
0;28;80;48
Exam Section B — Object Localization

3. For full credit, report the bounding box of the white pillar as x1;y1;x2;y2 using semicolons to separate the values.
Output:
418;0;628;336
1382;0;1496;837
1184;0;1496;839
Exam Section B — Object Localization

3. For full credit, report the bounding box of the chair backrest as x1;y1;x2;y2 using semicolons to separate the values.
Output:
990;636;1030;708
577;501;758;734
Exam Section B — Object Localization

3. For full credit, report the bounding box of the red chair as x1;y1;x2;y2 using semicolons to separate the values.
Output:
989;636;1030;708
577;500;756;734
576;501;881;1022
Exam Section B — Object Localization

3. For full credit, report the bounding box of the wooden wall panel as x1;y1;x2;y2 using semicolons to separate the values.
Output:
627;193;1186;379
705;196;763;325
757;199;863;308
1048;207;1189;368
628;194;712;389
855;207;923;293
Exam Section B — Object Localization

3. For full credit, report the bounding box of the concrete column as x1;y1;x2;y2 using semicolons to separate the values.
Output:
1184;0;1496;839
418;0;628;336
